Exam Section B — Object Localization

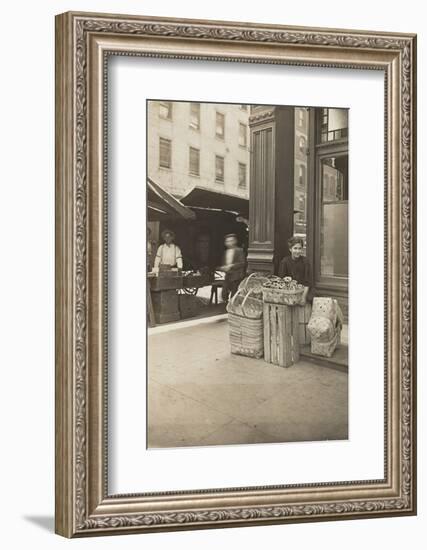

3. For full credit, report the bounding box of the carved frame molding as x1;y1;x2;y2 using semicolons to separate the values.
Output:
55;12;416;537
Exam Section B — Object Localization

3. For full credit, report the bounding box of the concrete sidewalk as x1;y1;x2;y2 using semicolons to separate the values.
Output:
148;316;348;448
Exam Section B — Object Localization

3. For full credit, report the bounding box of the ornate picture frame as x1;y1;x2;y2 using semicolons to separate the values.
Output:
55;11;417;537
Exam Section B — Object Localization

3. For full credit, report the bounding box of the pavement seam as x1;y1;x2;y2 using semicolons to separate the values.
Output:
148;377;240;424
148;375;295;438
148;376;347;446
148;374;279;424
148;362;348;432
198;417;285;444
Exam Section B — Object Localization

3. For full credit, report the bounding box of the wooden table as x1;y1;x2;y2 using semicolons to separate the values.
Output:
149;272;182;324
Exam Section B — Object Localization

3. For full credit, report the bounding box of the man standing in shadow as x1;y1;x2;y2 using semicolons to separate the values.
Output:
218;233;246;302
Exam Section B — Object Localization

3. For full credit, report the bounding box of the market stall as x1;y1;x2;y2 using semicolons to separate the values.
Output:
147;181;250;325
147;178;195;326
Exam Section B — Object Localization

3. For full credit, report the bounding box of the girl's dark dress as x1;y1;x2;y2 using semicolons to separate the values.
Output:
278;255;314;302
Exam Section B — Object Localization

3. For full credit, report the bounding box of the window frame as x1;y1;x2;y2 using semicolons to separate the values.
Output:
215;111;225;140
318;107;349;144
189;146;200;177
189;102;201;130
215;154;225;183
239;122;248;148
159;137;172;169
298;164;306;187
159;101;173;120
314;146;349;290
238;161;247;188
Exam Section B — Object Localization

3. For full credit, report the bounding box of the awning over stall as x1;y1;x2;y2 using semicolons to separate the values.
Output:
180;186;249;218
147;177;196;221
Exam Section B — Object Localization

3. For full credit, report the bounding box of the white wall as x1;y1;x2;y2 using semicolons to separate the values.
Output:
0;1;424;549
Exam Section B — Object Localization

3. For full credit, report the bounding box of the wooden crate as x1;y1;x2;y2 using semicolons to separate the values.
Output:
263;302;300;368
297;303;312;345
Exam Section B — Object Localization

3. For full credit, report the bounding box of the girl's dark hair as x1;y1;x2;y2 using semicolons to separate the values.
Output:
287;236;304;249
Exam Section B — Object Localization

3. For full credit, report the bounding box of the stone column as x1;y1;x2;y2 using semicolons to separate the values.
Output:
247;106;295;274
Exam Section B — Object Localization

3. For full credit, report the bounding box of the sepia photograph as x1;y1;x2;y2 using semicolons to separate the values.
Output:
53;8;417;537
147;100;349;449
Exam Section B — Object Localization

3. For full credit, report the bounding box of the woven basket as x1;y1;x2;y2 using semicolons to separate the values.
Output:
228;313;264;358
226;287;263;319
262;286;304;306
307;297;343;358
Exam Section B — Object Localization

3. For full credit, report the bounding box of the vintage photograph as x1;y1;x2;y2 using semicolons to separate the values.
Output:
54;10;416;536
147;100;349;448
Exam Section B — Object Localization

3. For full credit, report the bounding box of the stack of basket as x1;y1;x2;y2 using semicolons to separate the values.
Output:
226;273;269;359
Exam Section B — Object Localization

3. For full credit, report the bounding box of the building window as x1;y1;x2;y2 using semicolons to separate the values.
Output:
159;137;172;169
215;155;224;183
320;108;349;143
216;112;225;139
320;154;348;278
238;163;247;188
239;123;247;147
321;108;329;136
159;101;172;120
189;147;200;176
299;164;306;187
189;103;200;130
298;109;304;127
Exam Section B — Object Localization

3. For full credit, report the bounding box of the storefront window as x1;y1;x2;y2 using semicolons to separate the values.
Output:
320;108;348;143
320;155;348;279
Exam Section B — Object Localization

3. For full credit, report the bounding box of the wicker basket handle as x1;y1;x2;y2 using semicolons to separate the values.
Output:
240;272;257;292
229;288;242;310
241;288;256;316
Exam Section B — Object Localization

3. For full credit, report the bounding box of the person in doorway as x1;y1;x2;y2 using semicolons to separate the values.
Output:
278;236;313;304
187;232;212;272
153;229;183;272
218;233;246;302
146;227;155;272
